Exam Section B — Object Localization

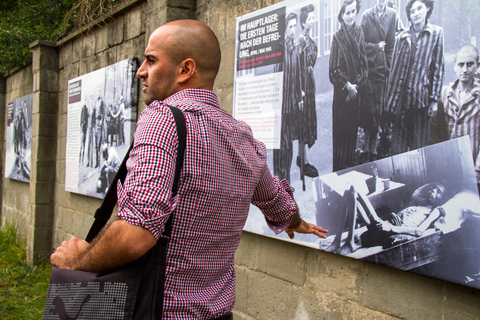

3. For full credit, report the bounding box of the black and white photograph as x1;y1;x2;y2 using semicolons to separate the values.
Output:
235;0;480;290
234;0;480;185
5;93;33;183
235;0;330;192
317;136;480;289
65;57;139;198
235;0;333;247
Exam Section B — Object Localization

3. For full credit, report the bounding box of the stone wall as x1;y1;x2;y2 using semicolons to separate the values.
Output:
53;0;151;251
1;0;479;318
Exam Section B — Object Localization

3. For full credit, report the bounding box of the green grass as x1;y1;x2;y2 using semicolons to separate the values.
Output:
0;225;52;320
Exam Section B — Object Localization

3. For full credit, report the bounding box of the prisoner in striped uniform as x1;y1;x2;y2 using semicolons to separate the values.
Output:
384;0;444;155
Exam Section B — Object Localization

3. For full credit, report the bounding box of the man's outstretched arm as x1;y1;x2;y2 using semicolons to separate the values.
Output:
50;219;156;273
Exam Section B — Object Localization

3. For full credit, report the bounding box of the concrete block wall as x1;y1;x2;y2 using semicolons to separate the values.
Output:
53;0;151;249
1;0;479;318
235;232;480;319
29;40;59;261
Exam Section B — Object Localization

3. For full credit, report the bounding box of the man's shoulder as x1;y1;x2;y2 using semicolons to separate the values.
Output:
440;82;456;109
384;7;398;18
424;23;443;36
165;89;220;111
136;103;180;146
361;7;375;19
472;78;480;92
442;80;457;98
430;24;443;32
395;29;411;43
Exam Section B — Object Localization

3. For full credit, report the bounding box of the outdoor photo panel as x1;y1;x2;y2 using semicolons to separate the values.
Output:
235;0;480;289
317;136;480;289
5;93;33;182
65;57;139;198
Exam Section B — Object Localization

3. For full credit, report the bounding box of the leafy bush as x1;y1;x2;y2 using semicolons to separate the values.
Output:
0;0;124;75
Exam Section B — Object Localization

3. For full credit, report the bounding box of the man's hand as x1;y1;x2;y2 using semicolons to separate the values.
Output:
428;101;438;117
285;220;328;239
345;82;358;102
378;41;386;51
50;237;89;270
286;202;328;239
50;220;156;274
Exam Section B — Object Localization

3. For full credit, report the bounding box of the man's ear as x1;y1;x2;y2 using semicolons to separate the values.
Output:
178;58;197;83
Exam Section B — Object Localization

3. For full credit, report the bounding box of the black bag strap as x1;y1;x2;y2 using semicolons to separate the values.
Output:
162;105;186;238
85;105;187;243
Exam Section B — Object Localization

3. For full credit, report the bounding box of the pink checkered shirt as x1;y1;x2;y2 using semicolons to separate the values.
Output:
117;89;296;319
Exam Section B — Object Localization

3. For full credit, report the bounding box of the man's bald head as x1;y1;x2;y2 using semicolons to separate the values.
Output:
137;20;221;104
454;44;479;85
151;20;221;86
455;45;479;64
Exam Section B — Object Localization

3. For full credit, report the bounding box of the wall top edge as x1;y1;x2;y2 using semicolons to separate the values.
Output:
29;40;56;49
56;0;146;47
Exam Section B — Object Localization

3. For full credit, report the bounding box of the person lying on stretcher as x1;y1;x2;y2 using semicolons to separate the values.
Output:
328;182;480;255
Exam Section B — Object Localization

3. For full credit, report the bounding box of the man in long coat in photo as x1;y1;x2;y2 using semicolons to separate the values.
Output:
360;0;400;160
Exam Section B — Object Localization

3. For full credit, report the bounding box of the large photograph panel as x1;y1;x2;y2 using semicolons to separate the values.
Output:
235;0;334;235
235;0;480;289
5;93;33;182
65;58;139;198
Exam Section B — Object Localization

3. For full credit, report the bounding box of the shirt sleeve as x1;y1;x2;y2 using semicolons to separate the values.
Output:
429;27;445;102
116;105;179;240
329;34;349;88
251;164;297;234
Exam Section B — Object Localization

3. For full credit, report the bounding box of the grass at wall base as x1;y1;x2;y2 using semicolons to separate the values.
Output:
0;225;51;320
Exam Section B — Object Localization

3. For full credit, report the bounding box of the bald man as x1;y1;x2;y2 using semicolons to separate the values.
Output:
51;20;327;319
435;45;480;186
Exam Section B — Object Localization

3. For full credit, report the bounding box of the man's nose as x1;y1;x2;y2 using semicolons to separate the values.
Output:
137;62;146;79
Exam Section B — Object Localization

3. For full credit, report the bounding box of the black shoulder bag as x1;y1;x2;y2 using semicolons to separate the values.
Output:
43;106;186;320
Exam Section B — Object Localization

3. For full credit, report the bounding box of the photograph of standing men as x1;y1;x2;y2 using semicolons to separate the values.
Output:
432;44;480;190
274;5;320;190
325;0;480;194
67;57;138;198
327;0;479;173
5;94;33;182
236;0;480;185
77;85;130;195
262;0;480;190
384;0;444;157
329;0;444;171
79;86;125;171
